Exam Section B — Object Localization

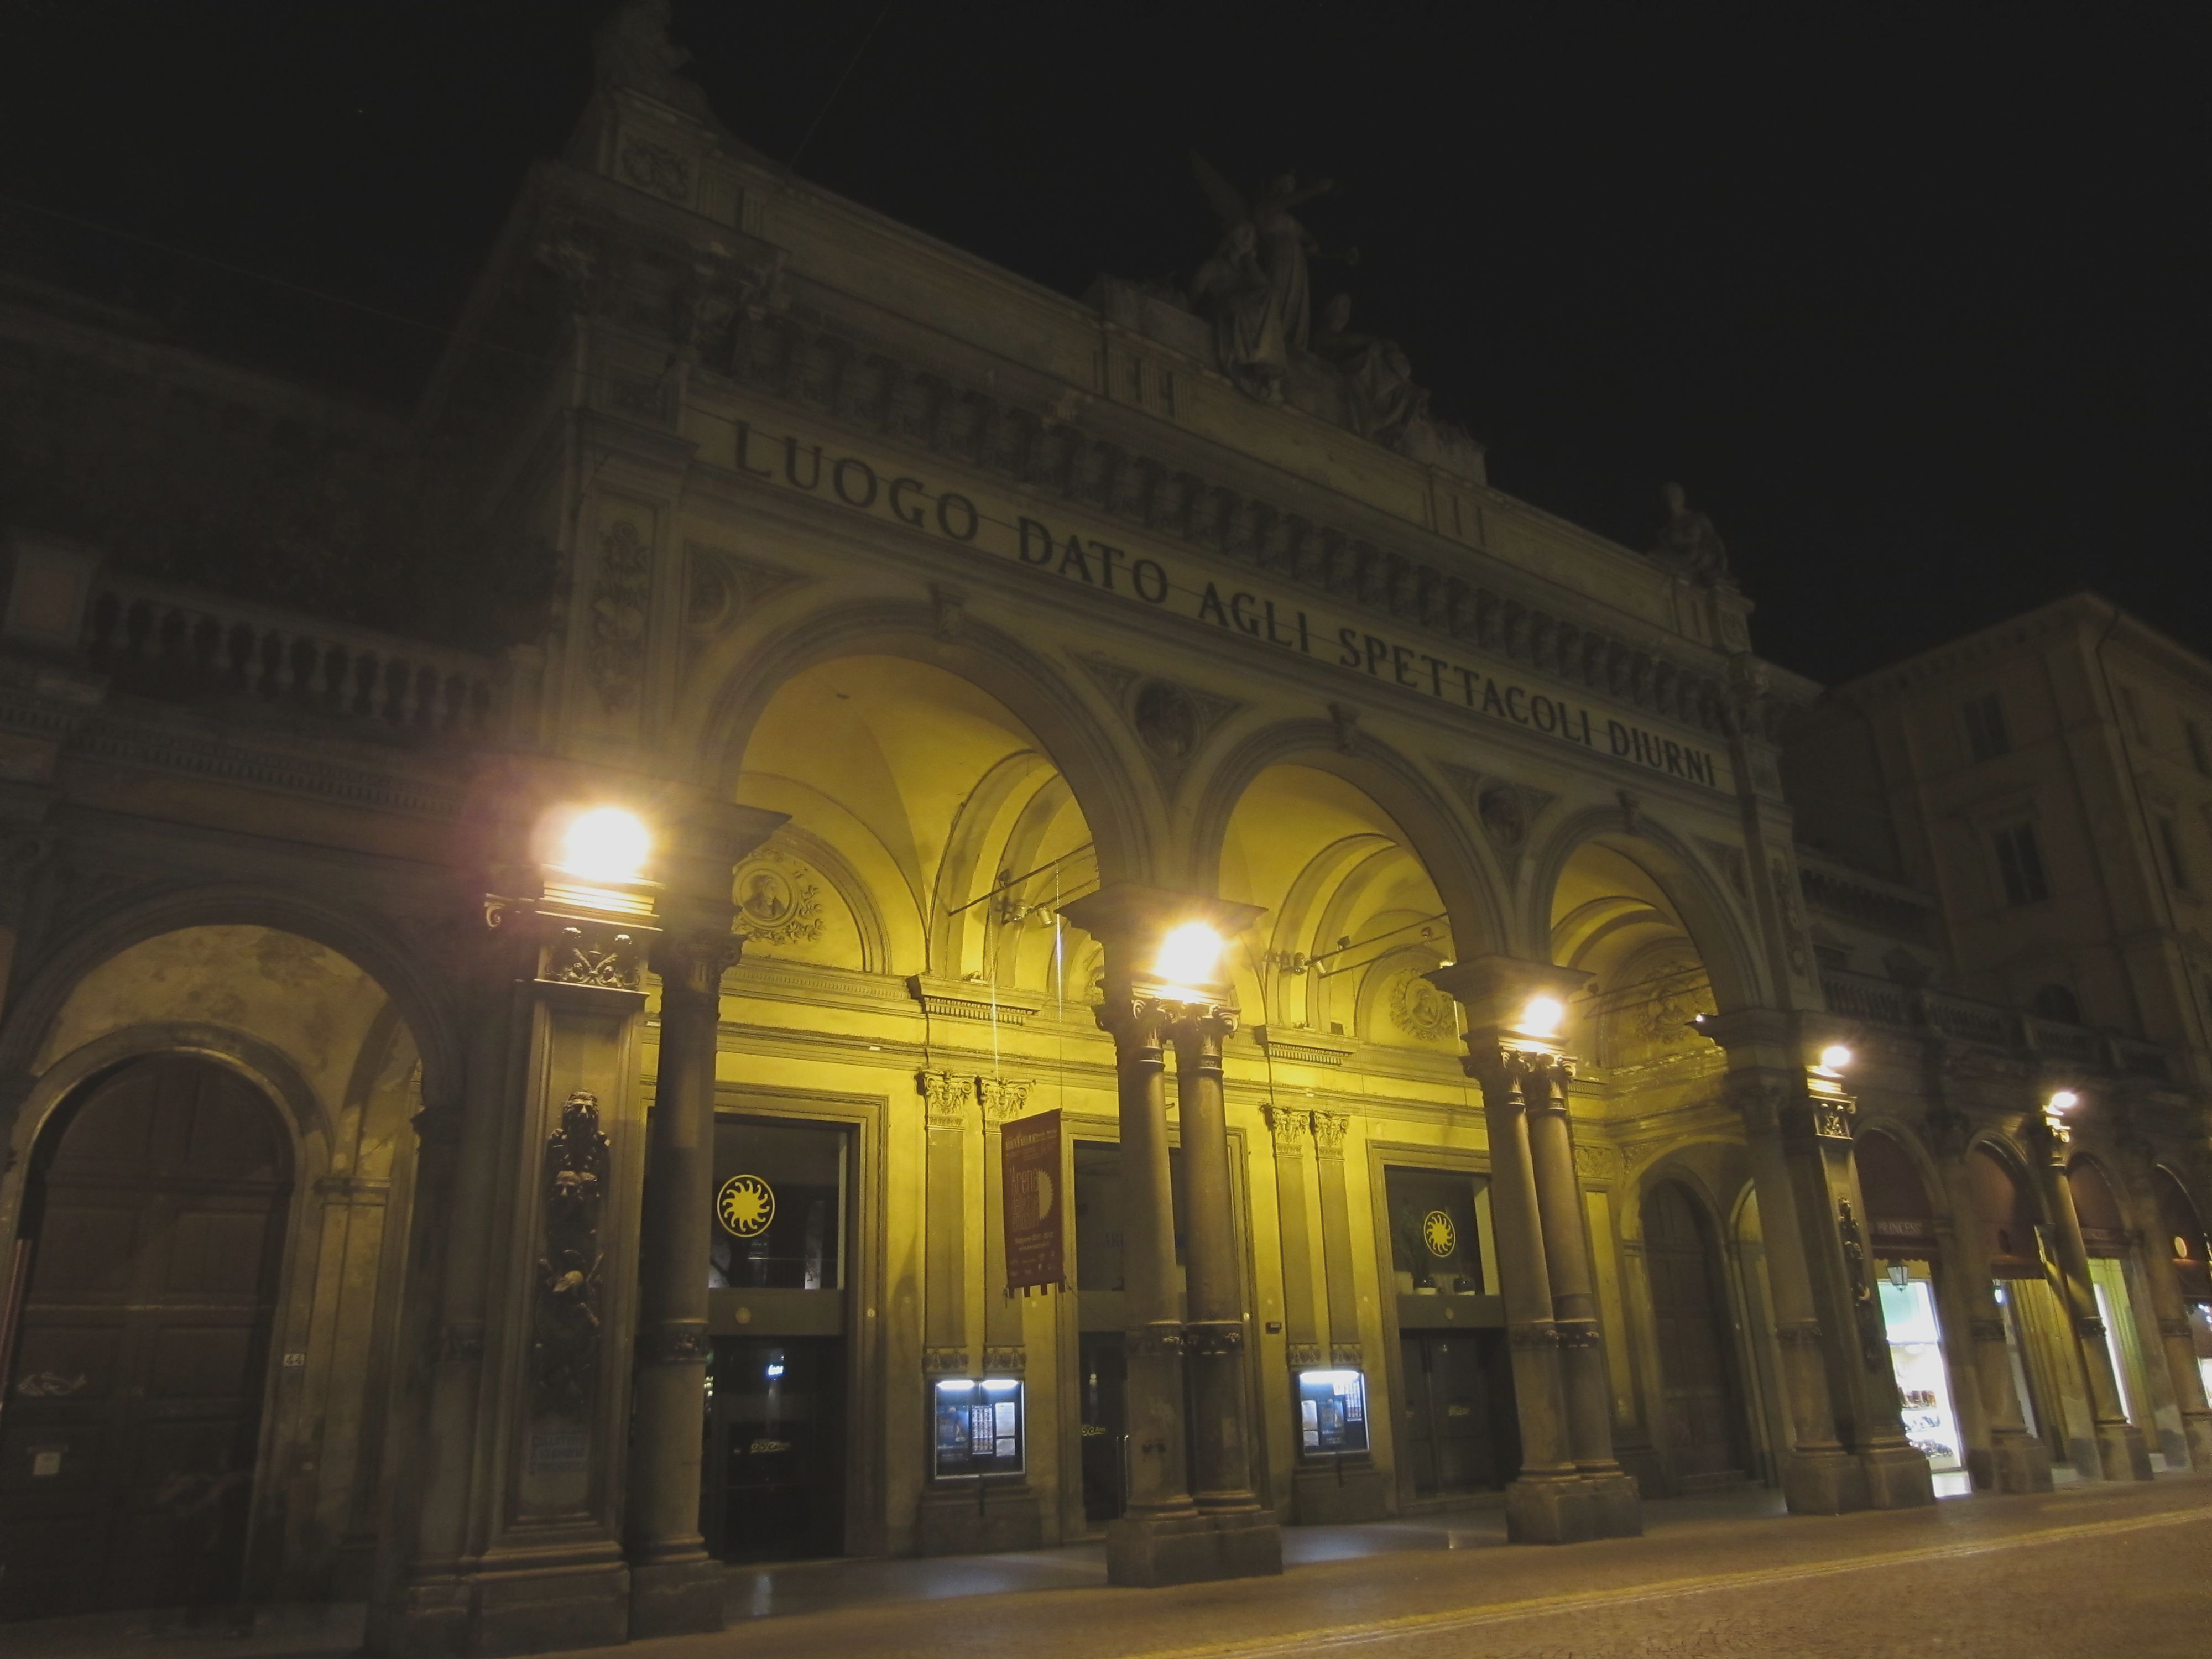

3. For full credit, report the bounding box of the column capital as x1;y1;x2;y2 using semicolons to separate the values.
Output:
1261;1103;1310;1153
1427;954;1590;1048
978;1074;1035;1124
919;1069;976;1131
1166;1004;1238;1047
1459;1044;1570;1105
1058;882;1264;1013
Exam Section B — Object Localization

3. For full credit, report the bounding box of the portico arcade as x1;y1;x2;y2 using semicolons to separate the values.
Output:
9;12;2212;1655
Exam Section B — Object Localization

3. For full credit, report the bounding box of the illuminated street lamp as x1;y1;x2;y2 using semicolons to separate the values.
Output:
556;804;650;884
1814;1043;1853;1078
1152;920;1226;1003
2047;1088;2080;1114
1518;994;1566;1043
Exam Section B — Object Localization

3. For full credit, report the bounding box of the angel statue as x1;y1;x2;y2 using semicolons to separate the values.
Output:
1648;482;1731;582
593;0;719;125
1190;220;1288;404
1191;154;1358;354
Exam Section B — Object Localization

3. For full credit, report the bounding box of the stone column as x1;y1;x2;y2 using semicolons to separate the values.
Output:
1925;1107;2052;1493
1171;1011;1273;1543
1061;883;1276;1588
1432;957;1617;1543
2027;1109;2153;1480
624;909;739;1636
1522;1057;1641;1536
1100;993;1197;1570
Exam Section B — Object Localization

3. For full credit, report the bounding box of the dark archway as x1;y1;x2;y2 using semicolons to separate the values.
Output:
1641;1179;1752;1490
1;1055;292;1620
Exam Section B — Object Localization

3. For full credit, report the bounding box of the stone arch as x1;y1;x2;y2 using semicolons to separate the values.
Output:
693;599;1159;887
0;884;462;1124
1526;807;1764;1015
1634;1165;1759;1489
1187;718;1506;956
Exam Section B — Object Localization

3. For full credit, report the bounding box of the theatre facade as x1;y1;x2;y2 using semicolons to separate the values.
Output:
3;12;2210;1654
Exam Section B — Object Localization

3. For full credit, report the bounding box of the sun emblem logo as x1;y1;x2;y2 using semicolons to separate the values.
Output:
717;1173;775;1238
1422;1209;1457;1258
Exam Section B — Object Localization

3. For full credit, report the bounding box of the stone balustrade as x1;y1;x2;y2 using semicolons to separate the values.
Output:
82;571;499;738
1819;967;2171;1080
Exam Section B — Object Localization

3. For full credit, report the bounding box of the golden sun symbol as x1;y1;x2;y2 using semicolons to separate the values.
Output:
1422;1209;1457;1258
717;1173;775;1238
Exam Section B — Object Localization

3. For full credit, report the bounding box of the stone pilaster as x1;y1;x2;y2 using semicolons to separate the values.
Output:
379;837;662;1655
1725;1068;1863;1514
1709;1009;1931;1512
975;1075;1044;1548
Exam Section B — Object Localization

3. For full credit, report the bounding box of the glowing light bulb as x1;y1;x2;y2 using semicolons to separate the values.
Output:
2047;1089;2079;1114
1154;921;1224;993
557;806;649;884
1520;995;1565;1039
1818;1044;1853;1074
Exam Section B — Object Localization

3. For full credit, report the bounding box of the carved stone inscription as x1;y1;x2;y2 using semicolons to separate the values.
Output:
718;412;1730;791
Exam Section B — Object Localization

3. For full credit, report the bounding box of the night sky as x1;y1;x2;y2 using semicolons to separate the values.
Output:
4;2;2203;686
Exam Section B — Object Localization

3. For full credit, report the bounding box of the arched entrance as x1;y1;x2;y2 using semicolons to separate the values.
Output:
2153;1170;2212;1401
1640;1180;1752;1490
1854;1129;1965;1481
2;1055;292;1619
2068;1157;2158;1446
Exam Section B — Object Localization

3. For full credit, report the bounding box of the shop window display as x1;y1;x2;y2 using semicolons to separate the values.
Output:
1877;1270;1963;1474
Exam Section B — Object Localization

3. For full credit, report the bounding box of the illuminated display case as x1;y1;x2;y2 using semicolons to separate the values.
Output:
930;1378;1024;1478
1295;1369;1369;1456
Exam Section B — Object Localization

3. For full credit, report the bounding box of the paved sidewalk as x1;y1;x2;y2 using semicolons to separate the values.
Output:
6;1476;2204;1659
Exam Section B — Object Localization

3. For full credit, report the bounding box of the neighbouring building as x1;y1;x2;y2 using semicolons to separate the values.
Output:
1;7;2206;1652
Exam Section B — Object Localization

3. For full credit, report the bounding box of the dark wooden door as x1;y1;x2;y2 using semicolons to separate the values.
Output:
1;1056;290;1620
1641;1181;1750;1488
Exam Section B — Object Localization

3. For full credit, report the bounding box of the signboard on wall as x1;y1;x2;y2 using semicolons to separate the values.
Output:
1002;1109;1065;1293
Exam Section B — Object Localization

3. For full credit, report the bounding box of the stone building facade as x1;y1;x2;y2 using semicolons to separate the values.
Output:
1;10;2206;1652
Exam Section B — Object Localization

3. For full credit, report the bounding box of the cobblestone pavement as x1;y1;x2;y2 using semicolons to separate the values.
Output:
8;1477;2208;1659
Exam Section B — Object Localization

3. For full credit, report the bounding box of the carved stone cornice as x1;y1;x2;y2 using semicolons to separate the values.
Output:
907;974;1046;1026
1255;1026;1357;1068
698;293;1743;747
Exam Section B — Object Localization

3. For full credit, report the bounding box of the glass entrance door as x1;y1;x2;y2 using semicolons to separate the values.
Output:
1397;1331;1517;1499
702;1114;851;1563
1077;1332;1128;1522
703;1338;844;1561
